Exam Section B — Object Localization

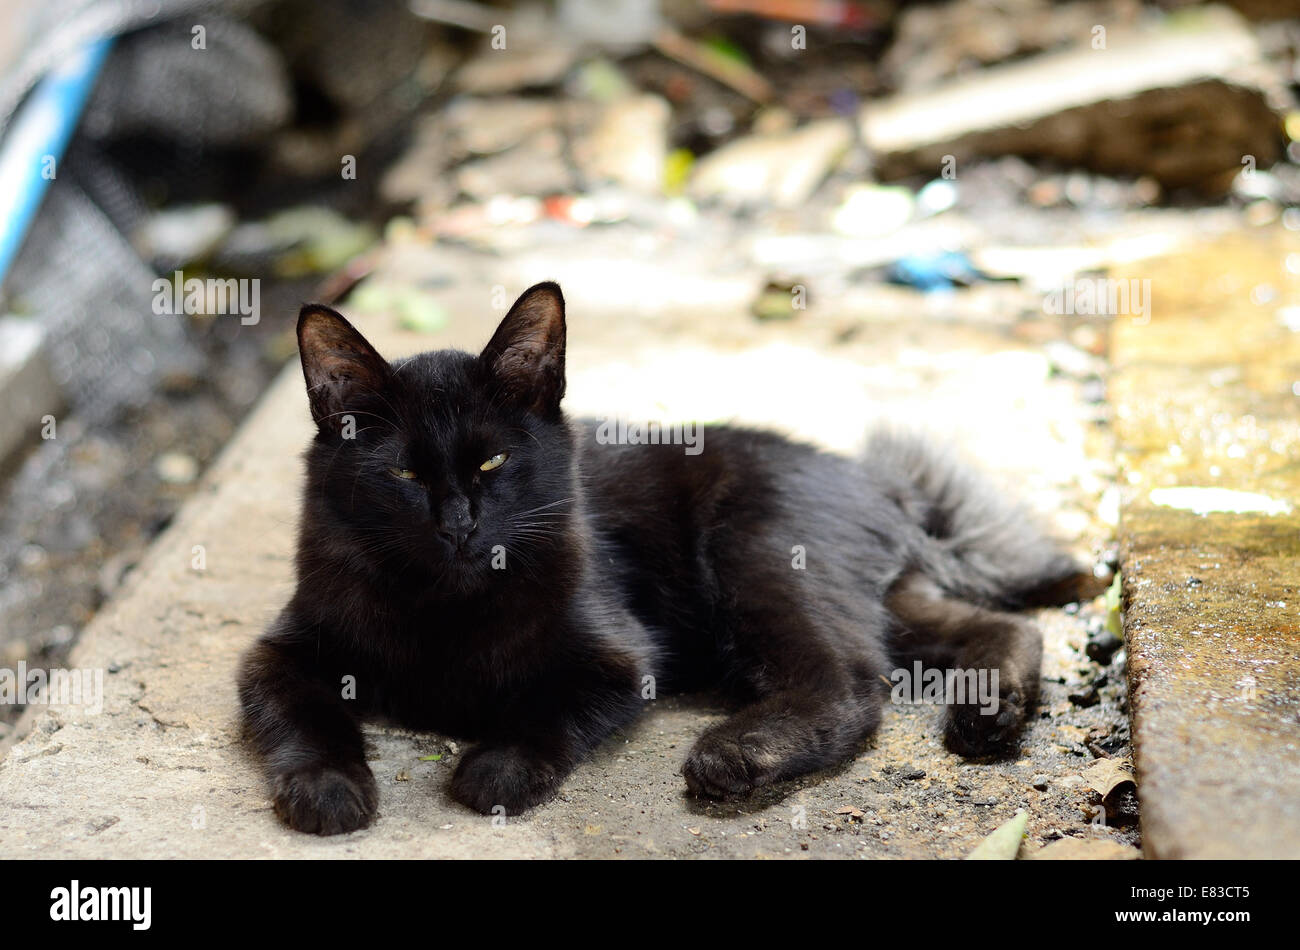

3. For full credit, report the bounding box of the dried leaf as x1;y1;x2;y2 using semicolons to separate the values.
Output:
1084;757;1136;799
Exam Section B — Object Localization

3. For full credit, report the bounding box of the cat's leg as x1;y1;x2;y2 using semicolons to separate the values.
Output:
238;626;378;835
682;599;884;799
1014;567;1110;608
448;638;648;816
886;572;1042;756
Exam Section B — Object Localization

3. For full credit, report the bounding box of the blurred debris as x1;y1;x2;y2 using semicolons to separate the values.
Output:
382;96;575;207
450;98;566;157
915;178;958;216
751;278;808;320
6;179;200;421
266;0;443;124
214;206;376;278
453;3;581;95
862;5;1291;193
689;118;852;207
457;129;576;199
574;94;671;193
154;451;199;485
83;16;291;148
707;0;887;30
133;204;236;269
0;318;59;468
559;0;664;50
349;279;449;333
653;26;774;102
881;0;1144;92
457;43;581;94
409;0;503;32
887;250;985;292
831;183;913;236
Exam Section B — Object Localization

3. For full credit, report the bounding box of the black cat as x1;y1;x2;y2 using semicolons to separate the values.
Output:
238;282;1091;835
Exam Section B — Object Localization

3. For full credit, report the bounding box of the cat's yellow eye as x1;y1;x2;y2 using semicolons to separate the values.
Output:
388;467;419;480
479;452;508;472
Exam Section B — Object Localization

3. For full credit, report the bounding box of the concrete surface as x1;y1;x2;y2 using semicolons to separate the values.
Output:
0;317;59;468
0;244;1132;858
1112;228;1300;859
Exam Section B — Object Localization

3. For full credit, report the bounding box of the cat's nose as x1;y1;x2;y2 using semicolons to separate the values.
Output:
436;495;477;548
437;520;477;548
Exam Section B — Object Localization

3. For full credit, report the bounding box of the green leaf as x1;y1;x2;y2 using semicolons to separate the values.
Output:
1105;572;1123;636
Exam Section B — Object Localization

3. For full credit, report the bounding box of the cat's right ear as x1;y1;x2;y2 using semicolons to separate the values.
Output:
297;304;391;432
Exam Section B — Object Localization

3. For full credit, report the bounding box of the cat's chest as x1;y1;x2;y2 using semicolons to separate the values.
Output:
361;614;553;735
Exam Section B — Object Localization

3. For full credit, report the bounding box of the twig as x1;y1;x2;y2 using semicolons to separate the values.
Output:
652;27;773;103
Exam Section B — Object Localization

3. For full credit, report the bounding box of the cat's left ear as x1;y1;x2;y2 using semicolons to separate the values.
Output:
479;282;566;419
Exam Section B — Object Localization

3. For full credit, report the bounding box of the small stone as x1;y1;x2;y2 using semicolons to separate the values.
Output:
155;452;199;485
1032;775;1050;791
901;768;926;781
1086;629;1123;665
1068;684;1101;708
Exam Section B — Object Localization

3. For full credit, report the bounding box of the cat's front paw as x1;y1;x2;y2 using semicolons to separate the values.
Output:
683;728;779;799
449;744;562;815
944;687;1029;757
272;763;378;835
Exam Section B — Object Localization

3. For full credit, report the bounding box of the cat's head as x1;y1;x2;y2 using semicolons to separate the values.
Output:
295;282;575;597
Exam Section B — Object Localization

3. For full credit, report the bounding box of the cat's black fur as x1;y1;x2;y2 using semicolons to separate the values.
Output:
238;282;1092;834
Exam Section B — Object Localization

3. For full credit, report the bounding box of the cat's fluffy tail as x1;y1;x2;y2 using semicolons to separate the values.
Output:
865;429;1092;609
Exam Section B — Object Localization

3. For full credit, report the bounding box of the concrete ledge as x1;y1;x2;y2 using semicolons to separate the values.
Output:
1113;228;1300;859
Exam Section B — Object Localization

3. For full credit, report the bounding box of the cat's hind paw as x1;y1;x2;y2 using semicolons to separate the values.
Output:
943;689;1028;757
272;763;378;835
